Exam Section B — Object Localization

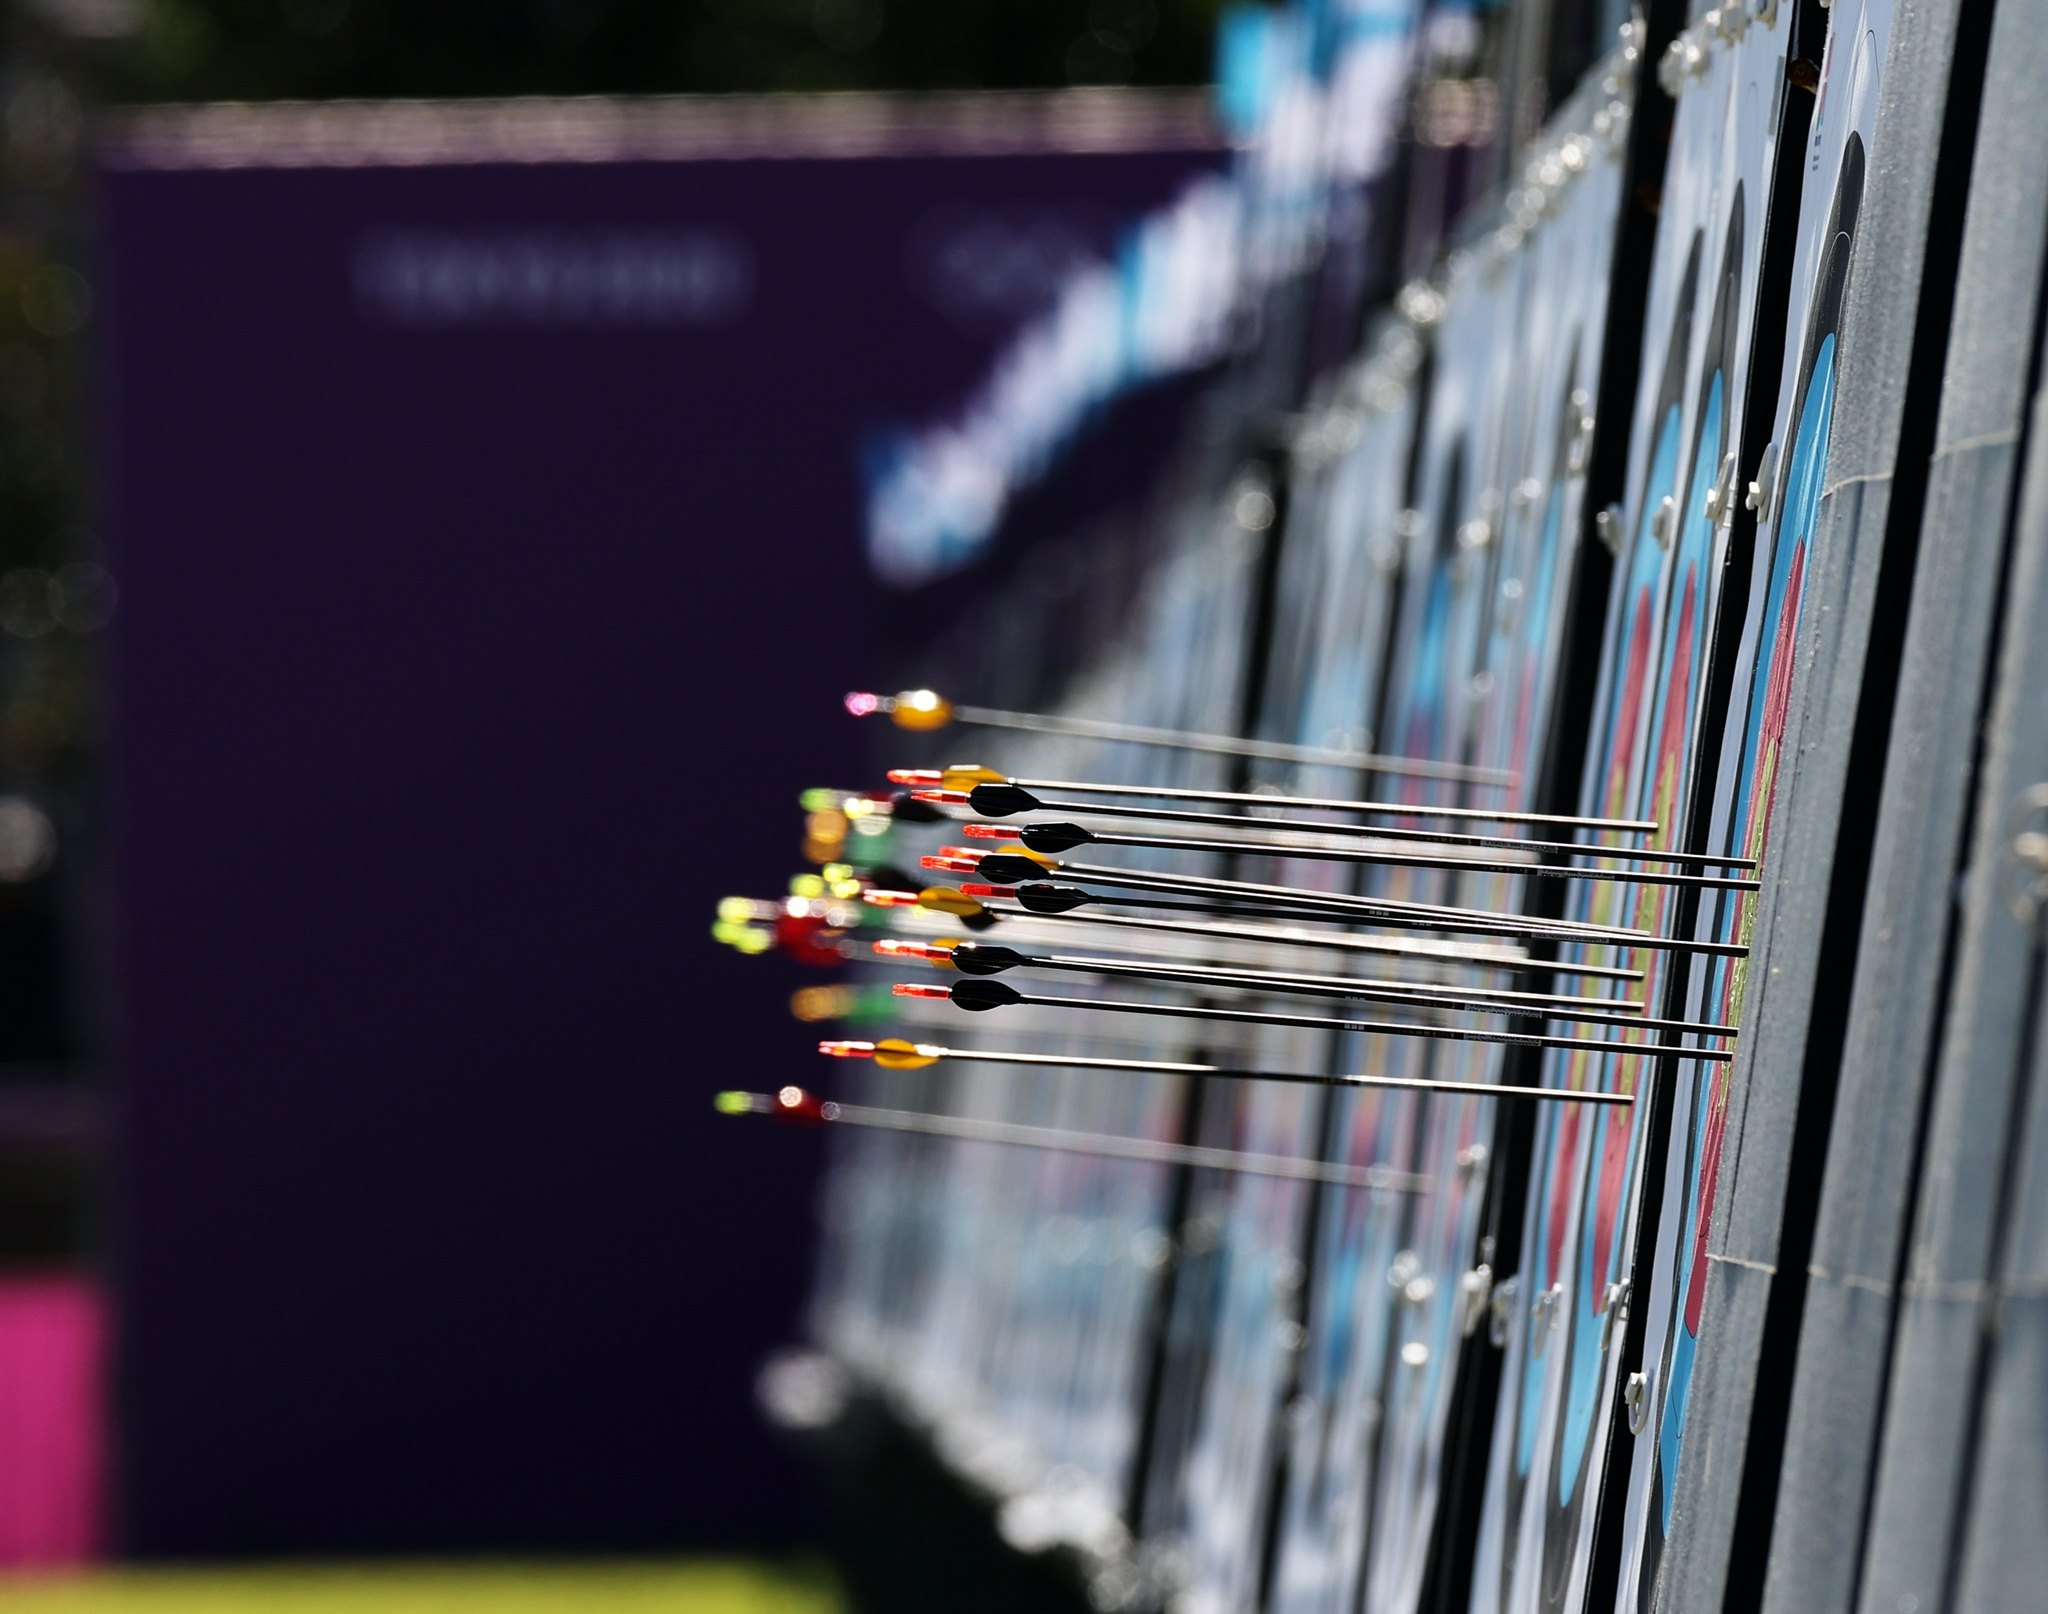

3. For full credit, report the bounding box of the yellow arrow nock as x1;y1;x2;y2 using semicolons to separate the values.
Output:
890;689;954;730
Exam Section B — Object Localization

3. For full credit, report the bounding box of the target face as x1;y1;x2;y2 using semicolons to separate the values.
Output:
1615;0;1890;1596
1624;128;1865;1612
1478;11;1802;1599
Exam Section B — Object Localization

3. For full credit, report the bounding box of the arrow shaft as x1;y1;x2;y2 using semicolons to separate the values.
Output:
1020;795;1754;869
1012;777;1653;835
1049;864;1746;958
1003;989;1735;1062
1076;828;1759;892
1020;953;1728;1037
861;1044;1635;1105
1007;950;1618;1012
949;708;1515;787
814;1099;1435;1193
976;902;1645;982
1042;879;1639;950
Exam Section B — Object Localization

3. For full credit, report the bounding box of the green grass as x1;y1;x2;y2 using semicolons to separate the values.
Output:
0;1560;844;1613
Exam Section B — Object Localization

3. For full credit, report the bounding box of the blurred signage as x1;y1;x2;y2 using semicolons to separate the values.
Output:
352;229;755;329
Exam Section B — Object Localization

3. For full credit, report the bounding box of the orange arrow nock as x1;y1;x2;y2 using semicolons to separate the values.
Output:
892;983;953;1001
961;883;1016;898
862;888;923;908
961;823;1023;840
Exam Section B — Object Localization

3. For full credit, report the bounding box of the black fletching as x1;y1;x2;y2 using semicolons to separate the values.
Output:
968;783;1043;817
979;853;1052;884
951;978;1023;1011
951;943;1025;975
1017;884;1092;914
890;791;950;824
1018;822;1096;853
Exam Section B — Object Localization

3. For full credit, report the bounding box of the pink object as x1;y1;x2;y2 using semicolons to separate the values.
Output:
0;1276;105;1565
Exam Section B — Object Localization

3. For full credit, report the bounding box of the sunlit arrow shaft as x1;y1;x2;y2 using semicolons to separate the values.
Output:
969;901;1643;983
718;1088;1436;1191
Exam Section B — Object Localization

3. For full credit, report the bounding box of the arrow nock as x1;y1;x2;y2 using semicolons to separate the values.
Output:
873;938;960;967
889;689;953;730
770;1086;831;1124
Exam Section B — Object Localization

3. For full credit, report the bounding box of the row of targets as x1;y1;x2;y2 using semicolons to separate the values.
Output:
1146;45;1641;1614
1499;0;1885;1604
715;0;2041;1601
716;29;1695;1600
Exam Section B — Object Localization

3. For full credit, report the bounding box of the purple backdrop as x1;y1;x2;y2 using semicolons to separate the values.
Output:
96;99;1219;1555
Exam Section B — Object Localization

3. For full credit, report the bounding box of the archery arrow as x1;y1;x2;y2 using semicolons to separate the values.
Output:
813;1038;1636;1104
957;864;1747;959
887;769;1649;836
965;899;1643;983
925;939;1729;1038
888;979;1733;1061
846;690;1513;787
953;819;1758;892
715;1084;1436;1190
927;783;1750;870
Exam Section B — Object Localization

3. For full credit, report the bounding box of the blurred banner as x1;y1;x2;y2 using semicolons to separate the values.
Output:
96;89;1221;1556
0;1274;104;1565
